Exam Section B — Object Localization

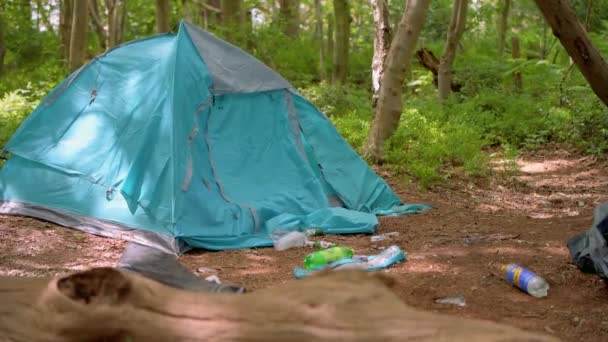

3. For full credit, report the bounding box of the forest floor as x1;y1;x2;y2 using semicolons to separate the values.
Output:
1;147;608;341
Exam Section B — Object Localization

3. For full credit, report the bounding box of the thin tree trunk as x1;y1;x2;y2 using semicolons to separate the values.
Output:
278;0;299;37
364;0;431;162
221;0;242;43
326;13;334;74
182;0;192;21
60;0;73;60
438;0;468;99
68;0;89;70
89;0;107;50
108;0;126;47
511;35;522;90
332;0;350;84
534;0;608;107
35;0;55;34
497;0;510;60
201;0;222;28
315;0;325;80
371;0;392;111
156;0;170;33
0;16;5;77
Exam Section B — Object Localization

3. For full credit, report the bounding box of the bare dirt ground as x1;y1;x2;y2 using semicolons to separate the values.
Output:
1;148;608;341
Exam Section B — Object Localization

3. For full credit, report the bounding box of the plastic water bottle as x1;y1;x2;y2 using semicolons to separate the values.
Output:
501;264;549;298
304;246;354;270
272;231;308;251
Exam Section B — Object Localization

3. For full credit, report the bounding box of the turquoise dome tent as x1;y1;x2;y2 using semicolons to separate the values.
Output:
0;21;428;254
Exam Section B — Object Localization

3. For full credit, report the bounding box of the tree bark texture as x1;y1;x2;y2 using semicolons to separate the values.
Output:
68;0;89;71
278;0;299;37
365;0;431;162
438;0;468;99
371;0;392;111
221;0;242;43
332;0;350;84
202;0;222;28
497;0;510;60
315;0;325;80
416;48;462;92
89;0;107;50
155;0;170;33
108;0;127;47
511;35;522;90
326;13;334;74
60;0;73;60
0;268;559;341
534;0;608;107
0;16;5;77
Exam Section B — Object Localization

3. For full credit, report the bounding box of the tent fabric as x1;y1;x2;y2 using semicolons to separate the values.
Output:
0;20;424;254
118;242;245;293
568;203;608;279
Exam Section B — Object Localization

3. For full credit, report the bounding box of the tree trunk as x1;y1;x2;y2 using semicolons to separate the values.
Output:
89;0;107;50
35;0;56;34
108;0;127;47
68;0;89;71
156;0;170;33
315;0;325;80
200;0;222;28
415;48;462;92
438;0;468;99
497;0;510;60
278;0;299;37
0;268;559;341
534;0;608;107
332;0;350;84
0;16;5;77
326;13;334;75
60;0;73;60
371;0;392;111
512;35;522;90
221;0;242;43
364;0;431;162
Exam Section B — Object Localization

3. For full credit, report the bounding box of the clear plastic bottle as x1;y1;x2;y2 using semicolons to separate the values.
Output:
501;264;549;298
272;231;308;251
304;246;354;270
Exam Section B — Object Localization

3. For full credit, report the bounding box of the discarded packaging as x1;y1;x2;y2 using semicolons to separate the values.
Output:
304;246;354;270
371;232;399;242
272;231;308;251
501;264;549;298
435;295;466;307
294;245;406;278
306;240;336;249
205;275;222;284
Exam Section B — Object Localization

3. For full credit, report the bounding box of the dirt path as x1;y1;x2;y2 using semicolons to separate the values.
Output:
1;149;607;341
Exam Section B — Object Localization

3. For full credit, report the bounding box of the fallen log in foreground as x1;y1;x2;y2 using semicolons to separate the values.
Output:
0;267;558;341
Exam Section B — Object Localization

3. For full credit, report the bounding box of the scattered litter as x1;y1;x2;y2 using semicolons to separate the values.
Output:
305;229;322;237
304;246;354;270
464;233;520;244
294;245;406;278
371;232;399;242
500;264;549;298
272;231;308;251
271;230;336;251
306;240;336;249
205;275;221;284
435;295;466;307
196;267;217;275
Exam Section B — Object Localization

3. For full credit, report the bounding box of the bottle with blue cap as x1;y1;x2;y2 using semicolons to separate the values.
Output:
501;264;549;298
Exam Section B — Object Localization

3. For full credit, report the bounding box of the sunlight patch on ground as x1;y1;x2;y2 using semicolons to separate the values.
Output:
518;159;579;174
401;260;451;273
